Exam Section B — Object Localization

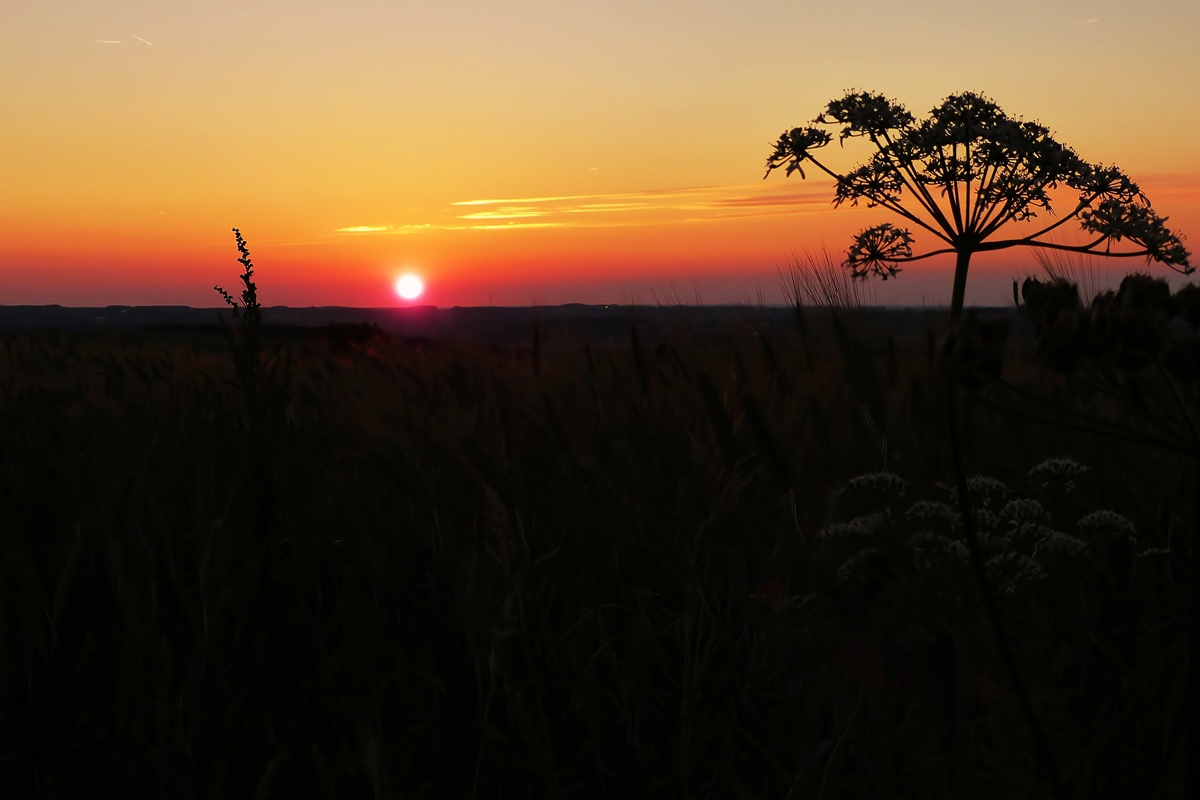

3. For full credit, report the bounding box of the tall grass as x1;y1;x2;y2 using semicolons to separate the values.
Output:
0;305;1192;797
1030;240;1112;307
779;247;875;311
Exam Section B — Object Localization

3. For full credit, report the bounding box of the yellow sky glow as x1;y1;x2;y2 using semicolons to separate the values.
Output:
1;0;1197;306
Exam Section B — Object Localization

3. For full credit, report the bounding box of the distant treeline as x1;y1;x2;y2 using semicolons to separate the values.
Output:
0;303;1029;344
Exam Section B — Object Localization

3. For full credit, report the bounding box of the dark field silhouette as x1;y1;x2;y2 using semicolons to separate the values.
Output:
1;282;1197;798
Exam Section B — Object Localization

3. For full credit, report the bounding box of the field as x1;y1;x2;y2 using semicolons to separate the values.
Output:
0;302;1194;798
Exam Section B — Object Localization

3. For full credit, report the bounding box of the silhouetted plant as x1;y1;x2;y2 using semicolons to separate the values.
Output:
819;459;1149;796
214;227;290;538
765;91;1193;318
999;273;1200;796
764;91;1192;795
215;227;264;411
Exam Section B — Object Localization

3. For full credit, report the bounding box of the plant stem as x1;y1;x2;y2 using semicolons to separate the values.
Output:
818;684;863;800
950;249;971;321
1187;458;1200;800
947;385;1067;798
954;612;971;795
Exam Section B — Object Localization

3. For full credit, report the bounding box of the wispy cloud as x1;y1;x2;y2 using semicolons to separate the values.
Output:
338;182;834;235
130;34;154;46
453;193;614;207
469;222;564;230
562;203;652;214
95;40;122;44
708;190;829;210
450;185;719;207
1081;17;1099;24
336;223;435;234
458;207;548;220
453;183;830;227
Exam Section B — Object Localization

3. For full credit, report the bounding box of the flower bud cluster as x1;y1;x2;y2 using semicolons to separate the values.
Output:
815;462;1120;603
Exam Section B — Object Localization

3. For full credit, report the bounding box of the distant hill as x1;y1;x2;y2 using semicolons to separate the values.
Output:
0;304;1028;344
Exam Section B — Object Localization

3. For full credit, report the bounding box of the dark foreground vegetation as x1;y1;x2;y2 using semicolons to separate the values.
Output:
1;284;1197;797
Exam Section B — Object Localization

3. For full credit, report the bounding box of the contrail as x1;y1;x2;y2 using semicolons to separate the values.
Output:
96;40;122;44
130;34;154;46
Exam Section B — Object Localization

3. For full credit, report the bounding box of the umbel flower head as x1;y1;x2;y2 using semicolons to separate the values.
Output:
845;224;913;279
819;465;1098;602
764;127;832;179
765;90;1192;318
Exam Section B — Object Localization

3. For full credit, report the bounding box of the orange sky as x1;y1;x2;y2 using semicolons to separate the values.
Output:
2;0;1197;307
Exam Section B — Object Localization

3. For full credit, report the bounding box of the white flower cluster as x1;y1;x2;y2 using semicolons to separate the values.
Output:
844;472;908;500
986;553;1046;594
1076;509;1137;543
965;475;1010;506
836;548;883;584
819;512;888;541
832;472;909;521
1029;457;1090;492
908;531;969;563
905;501;960;527
824;462;1118;597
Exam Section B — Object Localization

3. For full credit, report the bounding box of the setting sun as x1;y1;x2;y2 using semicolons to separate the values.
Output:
395;273;424;300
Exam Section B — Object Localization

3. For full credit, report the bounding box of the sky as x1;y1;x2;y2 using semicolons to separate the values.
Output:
1;0;1197;308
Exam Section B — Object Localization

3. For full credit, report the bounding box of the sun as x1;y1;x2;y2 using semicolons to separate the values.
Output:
395;273;423;300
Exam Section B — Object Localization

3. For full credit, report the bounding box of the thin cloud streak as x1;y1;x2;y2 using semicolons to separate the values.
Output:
453;183;831;224
336;223;435;234
451;185;722;207
459;209;548;220
130;34;155;46
561;203;653;214
338;182;835;235
469;222;564;230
